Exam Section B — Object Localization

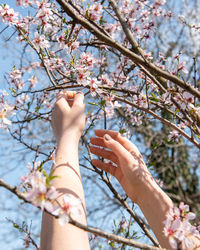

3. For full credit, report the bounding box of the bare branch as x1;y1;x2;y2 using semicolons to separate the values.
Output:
0;178;163;249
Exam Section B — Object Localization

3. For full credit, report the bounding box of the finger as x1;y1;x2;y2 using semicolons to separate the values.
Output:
95;129;140;154
90;146;118;164
91;159;117;176
63;91;75;107
55;94;70;111
73;92;84;107
90;137;106;148
102;134;132;164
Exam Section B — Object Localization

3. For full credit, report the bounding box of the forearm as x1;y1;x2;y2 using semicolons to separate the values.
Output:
136;176;173;249
40;134;90;250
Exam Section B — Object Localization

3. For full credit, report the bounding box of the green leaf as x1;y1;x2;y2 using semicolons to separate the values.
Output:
13;223;19;229
85;9;89;18
27;102;31;108
37;162;44;172
88;102;98;106
42;169;47;177
150;93;159;102
100;99;106;107
108;241;115;247
46;175;59;187
99;18;107;25
65;29;69;38
152;142;158;149
119;128;126;134
35;106;40;112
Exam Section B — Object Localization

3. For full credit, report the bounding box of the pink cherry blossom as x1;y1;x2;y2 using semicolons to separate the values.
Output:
168;130;181;142
79;52;95;68
188;104;200;116
22;165;59;212
134;93;148;108
119;217;128;230
16;93;30;106
25;184;59;212
88;3;103;22
104;23;121;38
9;68;24;90
178;62;188;74
0;4;19;25
33;32;50;50
163;203;200;249
28;75;38;88
101;74;114;87
52;194;82;226
163;217;181;249
0;103;15;128
88;78;101;97
104;106;115;119
77;67;90;85
0;90;16;129
16;0;32;7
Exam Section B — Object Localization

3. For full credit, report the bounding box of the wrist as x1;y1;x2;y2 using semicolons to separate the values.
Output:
136;175;172;208
56;130;82;145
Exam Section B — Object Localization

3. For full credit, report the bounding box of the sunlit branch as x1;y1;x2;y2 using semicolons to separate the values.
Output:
56;0;200;99
0;178;163;249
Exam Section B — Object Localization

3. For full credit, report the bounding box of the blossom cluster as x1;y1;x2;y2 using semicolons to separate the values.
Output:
21;161;59;212
0;4;19;25
0;90;15;129
163;202;200;249
0;0;198;144
21;161;82;225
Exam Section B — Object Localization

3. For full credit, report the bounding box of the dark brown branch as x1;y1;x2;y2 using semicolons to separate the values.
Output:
109;0;144;57
55;0;200;99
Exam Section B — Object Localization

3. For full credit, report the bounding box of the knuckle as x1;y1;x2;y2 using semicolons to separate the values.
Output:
115;132;122;140
54;100;61;108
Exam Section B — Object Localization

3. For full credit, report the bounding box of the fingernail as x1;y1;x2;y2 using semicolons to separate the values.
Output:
104;134;111;141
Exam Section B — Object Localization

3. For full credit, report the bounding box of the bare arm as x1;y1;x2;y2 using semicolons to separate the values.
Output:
40;91;90;250
90;129;175;249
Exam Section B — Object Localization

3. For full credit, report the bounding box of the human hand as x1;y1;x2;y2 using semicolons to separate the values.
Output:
90;130;153;204
51;91;86;142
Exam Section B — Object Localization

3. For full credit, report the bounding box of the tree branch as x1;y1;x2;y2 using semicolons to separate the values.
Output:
55;0;200;99
0;178;163;249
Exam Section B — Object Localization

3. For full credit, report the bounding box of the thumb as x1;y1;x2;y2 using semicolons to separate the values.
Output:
103;134;131;163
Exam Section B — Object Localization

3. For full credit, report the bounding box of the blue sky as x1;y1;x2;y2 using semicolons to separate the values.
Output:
0;2;42;249
1;1;199;249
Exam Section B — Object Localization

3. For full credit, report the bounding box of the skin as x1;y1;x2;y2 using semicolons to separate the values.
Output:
90;130;174;249
40;91;90;250
40;91;198;249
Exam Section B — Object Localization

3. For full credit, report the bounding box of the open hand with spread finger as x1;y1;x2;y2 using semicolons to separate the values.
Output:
90;129;176;249
90;129;153;204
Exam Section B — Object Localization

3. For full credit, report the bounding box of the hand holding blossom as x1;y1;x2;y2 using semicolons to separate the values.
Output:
51;91;86;142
